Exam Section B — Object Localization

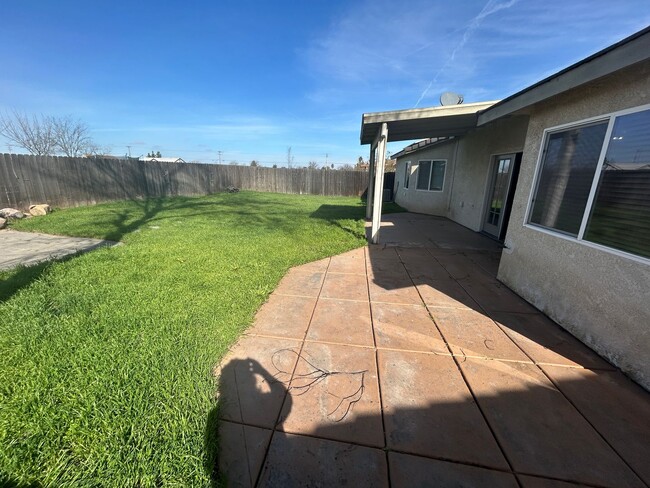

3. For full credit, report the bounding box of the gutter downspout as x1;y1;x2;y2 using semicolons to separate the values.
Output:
446;138;461;217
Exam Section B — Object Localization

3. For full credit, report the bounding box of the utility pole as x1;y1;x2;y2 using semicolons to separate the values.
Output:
287;147;293;169
217;151;223;165
325;153;329;166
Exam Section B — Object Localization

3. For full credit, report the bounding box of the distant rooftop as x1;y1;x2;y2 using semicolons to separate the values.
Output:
391;137;454;159
139;157;186;164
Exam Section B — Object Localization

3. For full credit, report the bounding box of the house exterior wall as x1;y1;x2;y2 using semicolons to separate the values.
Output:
447;116;528;231
394;116;528;231
393;140;457;216
498;61;650;389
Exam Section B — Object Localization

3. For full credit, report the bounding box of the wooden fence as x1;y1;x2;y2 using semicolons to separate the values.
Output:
0;154;371;209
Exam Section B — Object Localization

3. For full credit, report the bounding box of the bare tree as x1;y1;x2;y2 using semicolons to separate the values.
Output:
339;163;354;171
307;161;319;170
86;142;113;158
53;116;93;157
0;111;98;157
0;111;56;155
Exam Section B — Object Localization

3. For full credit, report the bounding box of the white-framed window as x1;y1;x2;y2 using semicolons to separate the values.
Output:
404;161;411;189
527;104;650;261
416;160;446;191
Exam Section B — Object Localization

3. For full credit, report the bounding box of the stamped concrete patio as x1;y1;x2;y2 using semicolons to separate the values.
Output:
216;214;650;487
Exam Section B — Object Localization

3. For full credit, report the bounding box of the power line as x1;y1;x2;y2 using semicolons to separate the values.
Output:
104;143;362;166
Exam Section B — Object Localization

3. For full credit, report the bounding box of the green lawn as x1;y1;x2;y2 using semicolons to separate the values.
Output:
0;192;399;487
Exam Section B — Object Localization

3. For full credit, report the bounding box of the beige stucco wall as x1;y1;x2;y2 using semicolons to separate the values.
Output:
394;140;457;216
393;116;528;229
447;116;529;231
498;60;650;389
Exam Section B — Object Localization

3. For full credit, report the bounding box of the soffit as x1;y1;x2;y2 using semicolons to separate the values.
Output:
360;101;498;145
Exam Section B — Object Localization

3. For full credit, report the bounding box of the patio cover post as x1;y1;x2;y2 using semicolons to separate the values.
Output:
366;141;376;219
370;123;388;244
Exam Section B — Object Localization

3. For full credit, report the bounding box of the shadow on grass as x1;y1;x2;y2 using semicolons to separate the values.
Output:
309;204;366;239
97;194;373;242
102;197;165;242
1;197;176;302
0;241;118;304
1;193;375;305
204;407;221;487
0;261;54;303
309;200;406;240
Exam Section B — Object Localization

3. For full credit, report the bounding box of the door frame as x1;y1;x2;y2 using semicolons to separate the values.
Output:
482;152;522;241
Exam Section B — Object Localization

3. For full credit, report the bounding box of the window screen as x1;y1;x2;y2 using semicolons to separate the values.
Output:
430;161;446;191
416;161;431;190
529;122;608;236
414;160;445;191
584;109;650;258
404;162;411;189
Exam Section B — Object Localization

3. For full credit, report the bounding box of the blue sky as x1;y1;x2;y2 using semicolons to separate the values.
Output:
0;1;648;166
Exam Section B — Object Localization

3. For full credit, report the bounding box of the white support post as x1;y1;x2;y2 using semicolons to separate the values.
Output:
366;143;376;219
371;123;388;244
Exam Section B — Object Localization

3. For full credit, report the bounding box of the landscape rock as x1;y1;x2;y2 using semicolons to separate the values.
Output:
29;204;52;216
0;208;25;219
0;217;6;229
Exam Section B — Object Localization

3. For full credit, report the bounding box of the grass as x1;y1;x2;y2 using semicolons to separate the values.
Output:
0;191;402;487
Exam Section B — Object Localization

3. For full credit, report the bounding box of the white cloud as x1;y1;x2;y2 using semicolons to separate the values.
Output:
303;0;650;109
414;0;519;106
302;0;461;84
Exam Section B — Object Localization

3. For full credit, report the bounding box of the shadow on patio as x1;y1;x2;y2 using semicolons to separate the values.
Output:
211;212;650;487
212;352;648;487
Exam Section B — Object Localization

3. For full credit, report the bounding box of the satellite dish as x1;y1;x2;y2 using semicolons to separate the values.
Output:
440;92;464;106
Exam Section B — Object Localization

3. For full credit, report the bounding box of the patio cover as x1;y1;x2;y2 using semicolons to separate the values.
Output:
360;101;498;145
360;101;498;243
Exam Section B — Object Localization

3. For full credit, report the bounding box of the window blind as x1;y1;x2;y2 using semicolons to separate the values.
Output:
529;122;608;235
585;109;650;258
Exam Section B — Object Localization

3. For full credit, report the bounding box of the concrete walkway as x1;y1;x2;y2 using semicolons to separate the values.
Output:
0;229;117;271
217;215;650;487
